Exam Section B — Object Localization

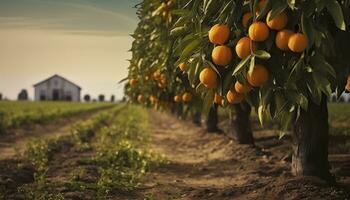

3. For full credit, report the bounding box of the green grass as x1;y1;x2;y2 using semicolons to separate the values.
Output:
0;101;114;132
328;103;350;128
17;105;165;199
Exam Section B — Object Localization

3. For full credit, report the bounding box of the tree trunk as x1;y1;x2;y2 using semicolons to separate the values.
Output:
192;111;201;126
229;102;254;145
176;103;183;118
206;104;219;132
292;95;334;183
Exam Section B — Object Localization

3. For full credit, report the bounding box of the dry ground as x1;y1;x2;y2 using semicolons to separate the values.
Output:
139;110;350;200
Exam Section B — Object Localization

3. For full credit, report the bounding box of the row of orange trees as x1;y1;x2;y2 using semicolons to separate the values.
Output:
125;0;350;182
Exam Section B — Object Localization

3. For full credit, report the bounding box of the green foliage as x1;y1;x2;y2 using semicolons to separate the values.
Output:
0;101;114;133
94;106;165;193
19;105;165;198
126;0;350;132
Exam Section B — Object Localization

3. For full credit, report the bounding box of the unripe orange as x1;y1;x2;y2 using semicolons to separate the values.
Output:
242;12;253;28
208;24;230;45
212;46;232;66
266;11;288;31
182;92;193;102
275;29;293;51
214;94;223;105
179;63;186;71
235;82;252;94
288;33;308;53
249;22;269;42
174;95;182;103
247;65;269;87
199;67;218;89
129;79;137;86
227;88;244;104
235;37;256;59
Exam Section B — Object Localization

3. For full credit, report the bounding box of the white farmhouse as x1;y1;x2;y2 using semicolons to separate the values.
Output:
33;74;81;102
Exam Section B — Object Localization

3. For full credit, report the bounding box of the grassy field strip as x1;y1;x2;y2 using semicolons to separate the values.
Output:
9;105;164;199
0;101;116;133
23;104;124;181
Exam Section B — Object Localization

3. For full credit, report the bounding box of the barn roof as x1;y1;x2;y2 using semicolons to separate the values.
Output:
33;74;82;90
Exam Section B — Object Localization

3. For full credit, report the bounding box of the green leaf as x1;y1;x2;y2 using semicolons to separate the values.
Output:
268;1;287;20
287;0;296;10
196;83;206;93
232;55;252;75
258;104;264;126
179;38;201;61
301;13;315;49
170;26;187;37
326;0;346;31
248;56;255;73
188;61;197;86
253;50;271;60
202;90;215;117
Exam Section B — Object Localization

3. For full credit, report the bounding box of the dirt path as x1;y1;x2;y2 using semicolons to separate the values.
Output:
143;110;350;200
0;108;110;159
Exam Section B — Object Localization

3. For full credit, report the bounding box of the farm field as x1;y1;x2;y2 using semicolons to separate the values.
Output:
0;101;115;133
0;103;349;199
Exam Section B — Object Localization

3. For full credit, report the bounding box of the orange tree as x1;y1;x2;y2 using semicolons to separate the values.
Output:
126;0;350;182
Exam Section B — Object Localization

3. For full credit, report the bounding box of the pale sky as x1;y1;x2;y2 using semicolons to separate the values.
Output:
0;0;139;100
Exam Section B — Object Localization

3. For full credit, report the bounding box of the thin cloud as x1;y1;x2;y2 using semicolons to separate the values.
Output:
0;0;137;36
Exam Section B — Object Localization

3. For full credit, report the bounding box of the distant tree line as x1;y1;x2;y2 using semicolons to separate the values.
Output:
83;94;116;103
17;89;28;101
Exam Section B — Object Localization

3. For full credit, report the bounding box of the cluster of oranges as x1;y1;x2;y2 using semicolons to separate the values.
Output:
198;3;309;105
152;70;167;89
174;92;193;103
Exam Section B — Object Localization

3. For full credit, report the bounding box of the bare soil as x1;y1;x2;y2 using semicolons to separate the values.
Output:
139;110;350;200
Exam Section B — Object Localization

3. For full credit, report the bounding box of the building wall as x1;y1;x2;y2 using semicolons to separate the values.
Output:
34;76;80;102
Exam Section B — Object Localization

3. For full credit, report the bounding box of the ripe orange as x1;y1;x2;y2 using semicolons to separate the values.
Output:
212;46;232;66
275;29;293;51
208;24;230;45
346;75;350;91
137;95;144;103
227;88;244;104
247;65;269;87
179;63;186;71
288;33;308;53
214;94;223;105
129;79;137;86
174;95;182;103
159;74;167;85
242;12;253;28
235;81;252;94
266;11;288;30
158;82;166;89
153;70;161;80
199;67;218;89
235;37;256;59
149;95;157;104
249;22;269;42
182;92;193;102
